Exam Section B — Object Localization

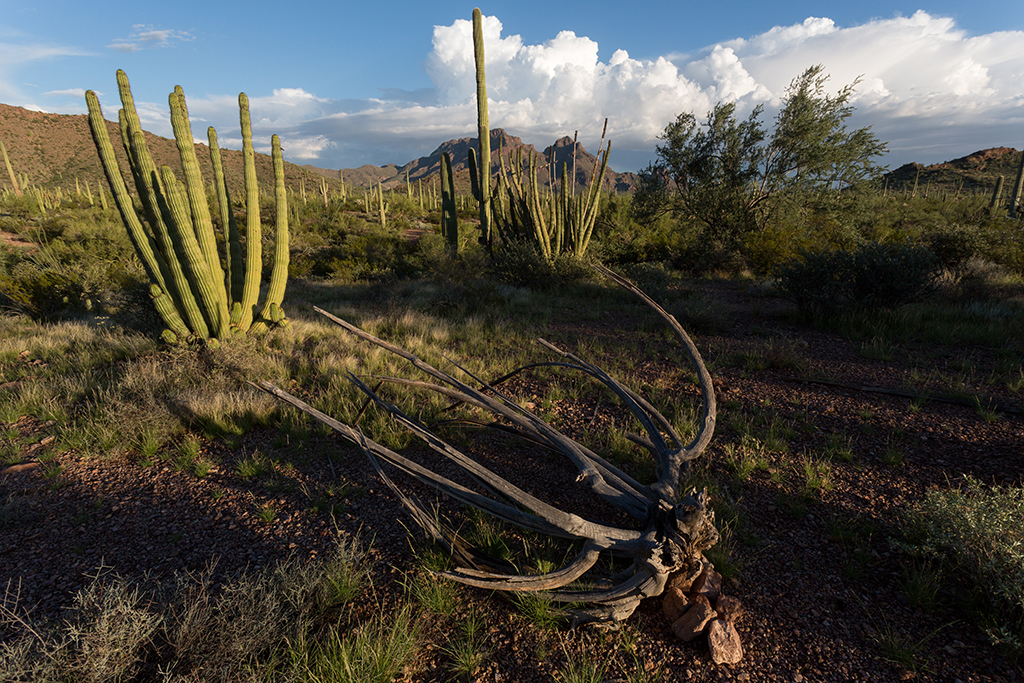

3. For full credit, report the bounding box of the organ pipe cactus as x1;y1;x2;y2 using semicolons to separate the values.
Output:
492;126;611;261
85;70;289;344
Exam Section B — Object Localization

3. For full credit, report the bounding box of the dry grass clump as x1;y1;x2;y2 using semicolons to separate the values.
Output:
0;535;419;682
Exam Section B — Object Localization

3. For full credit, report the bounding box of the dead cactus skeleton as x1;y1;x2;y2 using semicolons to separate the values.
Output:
254;264;718;625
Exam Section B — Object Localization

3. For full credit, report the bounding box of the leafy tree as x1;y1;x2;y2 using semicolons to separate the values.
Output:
635;65;888;256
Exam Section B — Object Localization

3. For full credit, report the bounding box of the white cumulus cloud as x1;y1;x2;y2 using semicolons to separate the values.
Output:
37;11;1023;172
287;9;1023;170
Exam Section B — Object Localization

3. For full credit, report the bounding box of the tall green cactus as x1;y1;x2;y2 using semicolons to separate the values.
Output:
2;140;22;197
990;175;1005;215
472;8;493;249
440;152;459;252
1009;150;1024;219
85;70;289;344
376;180;387;229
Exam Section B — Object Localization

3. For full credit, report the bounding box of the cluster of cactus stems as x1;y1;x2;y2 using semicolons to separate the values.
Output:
493;126;610;260
85;70;289;345
467;8;610;260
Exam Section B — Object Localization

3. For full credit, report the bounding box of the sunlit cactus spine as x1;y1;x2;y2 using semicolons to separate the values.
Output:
85;70;290;344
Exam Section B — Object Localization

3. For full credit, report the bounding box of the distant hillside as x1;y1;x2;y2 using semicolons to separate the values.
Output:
0;103;344;198
882;147;1023;196
300;128;638;194
3;102;1017;202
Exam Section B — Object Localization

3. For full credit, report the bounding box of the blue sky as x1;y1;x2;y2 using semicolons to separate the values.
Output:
2;1;1022;172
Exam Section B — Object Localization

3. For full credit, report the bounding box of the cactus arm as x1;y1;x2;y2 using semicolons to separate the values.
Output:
576;141;611;257
168;88;229;338
208;127;245;305
158;166;214;339
252;134;290;333
85;89;189;339
149;284;192;342
85;91;167;292
237;93;262;332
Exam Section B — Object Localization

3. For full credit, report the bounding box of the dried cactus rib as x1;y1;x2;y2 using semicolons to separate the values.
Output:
256;266;719;625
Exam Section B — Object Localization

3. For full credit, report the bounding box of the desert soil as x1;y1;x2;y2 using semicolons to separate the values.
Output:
1;278;1022;682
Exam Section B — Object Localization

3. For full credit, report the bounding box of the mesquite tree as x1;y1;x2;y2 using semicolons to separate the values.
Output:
256;265;719;626
634;65;887;252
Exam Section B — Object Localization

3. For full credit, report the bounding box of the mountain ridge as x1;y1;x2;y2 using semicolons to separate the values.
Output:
1;102;1018;198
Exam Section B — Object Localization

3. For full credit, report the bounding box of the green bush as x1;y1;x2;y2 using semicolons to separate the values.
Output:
900;477;1024;656
925;223;987;275
775;241;941;318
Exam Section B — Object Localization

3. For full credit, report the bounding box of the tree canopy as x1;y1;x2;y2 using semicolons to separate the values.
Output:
634;65;888;253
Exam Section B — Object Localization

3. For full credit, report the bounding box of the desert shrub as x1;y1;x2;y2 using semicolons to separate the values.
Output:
490;239;595;289
775;241;941;318
925;223;987;275
0;241;143;320
899;477;1024;657
289;229;421;281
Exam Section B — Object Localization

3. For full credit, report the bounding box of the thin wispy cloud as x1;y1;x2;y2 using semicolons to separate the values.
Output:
107;25;194;53
43;87;86;97
0;38;92;106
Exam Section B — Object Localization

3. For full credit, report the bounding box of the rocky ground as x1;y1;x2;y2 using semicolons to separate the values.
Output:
2;279;1022;682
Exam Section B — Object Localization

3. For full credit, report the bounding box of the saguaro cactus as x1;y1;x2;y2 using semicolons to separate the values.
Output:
990;175;1005;215
85;70;289;344
440;152;459;252
472;8;493;248
1009;151;1024;219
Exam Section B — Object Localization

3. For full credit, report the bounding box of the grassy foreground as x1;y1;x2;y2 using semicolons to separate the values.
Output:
2;188;1024;679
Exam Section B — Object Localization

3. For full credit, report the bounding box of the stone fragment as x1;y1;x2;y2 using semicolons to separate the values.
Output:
708;618;744;664
1;462;39;475
671;594;715;642
691;566;723;603
662;586;691;623
666;563;703;594
714;594;744;623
